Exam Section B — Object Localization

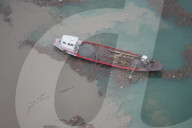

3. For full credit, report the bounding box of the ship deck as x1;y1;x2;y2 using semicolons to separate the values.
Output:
77;42;147;71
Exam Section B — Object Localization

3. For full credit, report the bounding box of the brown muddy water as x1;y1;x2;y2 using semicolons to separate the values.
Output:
0;0;118;127
0;0;54;128
3;0;192;128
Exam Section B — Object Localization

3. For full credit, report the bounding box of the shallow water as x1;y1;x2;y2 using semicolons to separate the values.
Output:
176;0;192;14
50;0;192;127
141;17;192;127
1;0;192;128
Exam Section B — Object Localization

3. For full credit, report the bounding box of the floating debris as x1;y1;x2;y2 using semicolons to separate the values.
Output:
162;44;192;79
162;65;191;80
0;4;12;23
19;39;36;48
61;115;85;126
146;0;192;27
27;92;49;113
61;115;95;128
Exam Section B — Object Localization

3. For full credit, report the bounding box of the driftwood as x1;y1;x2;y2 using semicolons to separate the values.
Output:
108;49;139;58
60;86;74;93
60;115;95;128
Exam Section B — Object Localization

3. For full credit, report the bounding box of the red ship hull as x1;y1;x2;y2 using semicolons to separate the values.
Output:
53;39;163;72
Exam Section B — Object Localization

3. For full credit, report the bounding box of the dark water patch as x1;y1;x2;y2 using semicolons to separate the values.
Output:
19;39;36;48
78;43;95;57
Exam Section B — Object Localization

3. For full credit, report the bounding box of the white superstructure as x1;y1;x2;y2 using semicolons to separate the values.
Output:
60;35;78;51
53;35;82;56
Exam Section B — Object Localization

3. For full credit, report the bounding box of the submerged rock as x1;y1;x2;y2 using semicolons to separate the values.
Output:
20;39;36;48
